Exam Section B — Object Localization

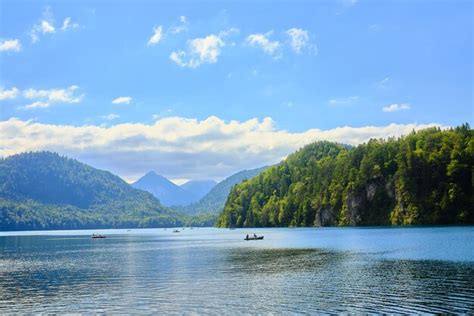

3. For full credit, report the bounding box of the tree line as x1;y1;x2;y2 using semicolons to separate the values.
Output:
218;124;473;227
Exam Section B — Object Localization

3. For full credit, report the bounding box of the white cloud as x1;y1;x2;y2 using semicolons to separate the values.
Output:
20;101;50;110
23;85;83;104
147;25;163;46
30;8;78;42
169;51;187;67
0;117;442;181
101;113;120;120
0;87;19;100
41;20;55;33
190;35;224;63
382;103;411;112
169;16;189;34
246;32;281;56
3;86;82;110
112;96;132;104
148;16;190;44
329;96;359;105
286;28;311;54
170;34;225;68
61;17;79;31
31;20;55;42
0;39;21;52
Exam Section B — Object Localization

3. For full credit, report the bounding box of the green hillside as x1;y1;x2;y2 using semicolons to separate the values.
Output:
177;166;268;216
218;124;473;228
0;152;183;230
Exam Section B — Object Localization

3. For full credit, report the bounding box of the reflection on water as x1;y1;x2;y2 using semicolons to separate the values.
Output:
0;227;473;313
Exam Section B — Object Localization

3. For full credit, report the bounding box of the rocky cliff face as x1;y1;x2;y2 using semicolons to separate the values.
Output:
314;179;396;227
314;207;334;227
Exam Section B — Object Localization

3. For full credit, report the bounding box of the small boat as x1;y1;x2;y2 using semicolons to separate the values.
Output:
91;234;106;239
244;235;264;241
173;229;180;233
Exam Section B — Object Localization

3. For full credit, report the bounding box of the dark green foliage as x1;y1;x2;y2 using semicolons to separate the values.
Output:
217;125;473;228
0;152;184;230
184;212;219;227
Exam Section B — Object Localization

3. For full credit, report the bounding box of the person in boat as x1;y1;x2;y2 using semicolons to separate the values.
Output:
253;233;257;238
246;234;249;239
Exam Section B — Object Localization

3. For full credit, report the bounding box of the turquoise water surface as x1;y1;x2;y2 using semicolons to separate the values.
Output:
1;227;473;313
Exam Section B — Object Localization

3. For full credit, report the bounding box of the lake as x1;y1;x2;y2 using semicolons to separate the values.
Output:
1;227;473;313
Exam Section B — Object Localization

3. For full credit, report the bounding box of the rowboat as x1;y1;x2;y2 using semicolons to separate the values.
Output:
244;236;264;240
91;234;106;239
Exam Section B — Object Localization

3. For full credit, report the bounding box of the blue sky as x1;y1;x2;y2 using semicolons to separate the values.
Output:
0;0;473;182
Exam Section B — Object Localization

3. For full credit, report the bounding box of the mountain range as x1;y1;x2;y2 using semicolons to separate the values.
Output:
176;166;268;215
0;151;267;230
0;152;183;230
1;125;471;231
131;172;216;206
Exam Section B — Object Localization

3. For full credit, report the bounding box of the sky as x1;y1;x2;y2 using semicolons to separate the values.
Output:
0;0;473;183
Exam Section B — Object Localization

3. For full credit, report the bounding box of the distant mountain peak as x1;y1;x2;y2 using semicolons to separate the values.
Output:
0;151;182;230
132;171;199;206
144;170;158;176
141;170;164;179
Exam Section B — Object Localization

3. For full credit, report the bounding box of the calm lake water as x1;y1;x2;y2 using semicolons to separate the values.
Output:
1;227;473;314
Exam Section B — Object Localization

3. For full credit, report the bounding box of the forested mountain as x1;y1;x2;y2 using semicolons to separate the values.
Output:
218;125;473;228
181;180;217;201
132;171;197;206
177;166;268;216
0;152;183;230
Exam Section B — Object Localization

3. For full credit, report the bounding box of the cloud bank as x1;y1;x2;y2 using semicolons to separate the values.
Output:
0;116;442;182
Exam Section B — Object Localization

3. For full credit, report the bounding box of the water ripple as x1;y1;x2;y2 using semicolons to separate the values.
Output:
0;228;473;313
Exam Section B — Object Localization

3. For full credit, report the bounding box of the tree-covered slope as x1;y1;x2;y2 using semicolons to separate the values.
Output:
177;166;268;216
218;124;473;228
181;180;217;201
0;152;183;230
